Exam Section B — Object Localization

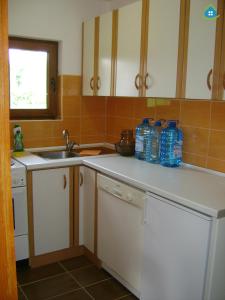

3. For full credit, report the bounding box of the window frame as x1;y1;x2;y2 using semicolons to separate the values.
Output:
9;36;58;120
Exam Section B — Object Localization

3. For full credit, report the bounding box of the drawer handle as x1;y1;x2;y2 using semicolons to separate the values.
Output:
97;76;101;90
207;69;212;90
223;74;225;90
79;172;84;186
12;197;15;230
63;175;67;190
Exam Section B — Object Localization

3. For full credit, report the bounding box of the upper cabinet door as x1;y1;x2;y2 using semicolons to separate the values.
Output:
98;12;113;96
185;0;217;99
83;19;95;96
116;1;143;97
145;0;180;98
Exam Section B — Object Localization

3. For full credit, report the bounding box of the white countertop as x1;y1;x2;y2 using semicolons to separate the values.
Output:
14;148;225;218
83;156;225;218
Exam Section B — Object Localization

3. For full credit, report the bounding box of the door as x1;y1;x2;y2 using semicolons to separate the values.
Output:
185;0;218;99
98;12;113;96
116;1;143;96
83;18;95;95
79;166;96;253
0;0;18;297
141;193;212;300
32;168;71;255
145;0;180;97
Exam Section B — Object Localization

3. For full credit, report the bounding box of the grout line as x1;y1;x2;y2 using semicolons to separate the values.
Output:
45;287;83;300
83;277;112;289
18;286;29;300
206;102;213;168
58;262;95;300
19;272;68;287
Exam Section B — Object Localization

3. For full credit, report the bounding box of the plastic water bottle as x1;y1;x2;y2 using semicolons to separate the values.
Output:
145;120;160;164
135;118;150;160
160;120;183;167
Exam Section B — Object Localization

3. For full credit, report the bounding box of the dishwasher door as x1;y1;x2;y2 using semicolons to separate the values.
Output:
97;174;145;295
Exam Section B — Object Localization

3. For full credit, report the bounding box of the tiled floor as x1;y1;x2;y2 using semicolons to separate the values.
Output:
17;256;139;300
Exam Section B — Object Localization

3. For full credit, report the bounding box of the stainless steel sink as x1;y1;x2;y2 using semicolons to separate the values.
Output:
35;150;80;160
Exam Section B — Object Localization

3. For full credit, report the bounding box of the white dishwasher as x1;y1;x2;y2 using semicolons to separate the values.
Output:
97;174;145;297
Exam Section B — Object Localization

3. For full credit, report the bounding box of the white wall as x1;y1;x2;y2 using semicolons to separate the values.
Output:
8;0;110;75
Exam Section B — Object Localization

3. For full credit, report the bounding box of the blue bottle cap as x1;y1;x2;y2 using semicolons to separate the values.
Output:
168;120;177;127
155;120;162;126
142;118;150;124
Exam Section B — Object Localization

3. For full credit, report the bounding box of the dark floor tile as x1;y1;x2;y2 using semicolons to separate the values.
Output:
53;289;92;300
22;273;80;300
71;265;111;287
86;278;130;300
17;262;65;285
60;256;92;271
18;288;26;300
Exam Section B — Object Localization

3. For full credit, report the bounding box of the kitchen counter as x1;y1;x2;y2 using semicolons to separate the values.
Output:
83;156;225;218
14;147;225;218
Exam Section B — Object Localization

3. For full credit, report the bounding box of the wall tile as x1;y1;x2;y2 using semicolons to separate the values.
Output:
133;98;156;119
208;130;225;160
81;117;106;136
155;99;180;120
180;100;211;128
182;152;207;168
63;96;81;117
182;126;209;156
207;157;225;173
82;96;106;116
211;101;225;130
62;75;81;97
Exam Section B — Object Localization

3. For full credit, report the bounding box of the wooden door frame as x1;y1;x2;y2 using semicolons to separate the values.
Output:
0;0;18;298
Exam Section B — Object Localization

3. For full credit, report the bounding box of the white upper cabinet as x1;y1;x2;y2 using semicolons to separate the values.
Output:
145;0;180;98
186;0;217;99
116;1;142;96
98;12;113;96
83;18;95;96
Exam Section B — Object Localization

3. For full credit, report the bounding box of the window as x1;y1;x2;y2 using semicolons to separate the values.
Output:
9;37;58;119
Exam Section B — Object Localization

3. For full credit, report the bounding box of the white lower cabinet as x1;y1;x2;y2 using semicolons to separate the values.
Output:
32;168;70;256
79;166;96;253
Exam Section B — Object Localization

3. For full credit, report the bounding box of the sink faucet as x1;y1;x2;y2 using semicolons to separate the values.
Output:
62;129;79;152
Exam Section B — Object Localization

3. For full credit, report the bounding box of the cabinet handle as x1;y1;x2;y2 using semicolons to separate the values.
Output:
97;76;101;90
207;69;212;90
135;74;142;90
63;175;67;189
79;172;83;186
144;73;152;90
90;77;94;90
223;74;225;90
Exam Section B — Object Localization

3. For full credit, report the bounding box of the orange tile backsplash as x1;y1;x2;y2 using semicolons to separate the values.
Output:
10;75;225;173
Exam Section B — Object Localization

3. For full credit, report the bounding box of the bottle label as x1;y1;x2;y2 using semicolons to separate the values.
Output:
135;136;144;152
174;141;182;158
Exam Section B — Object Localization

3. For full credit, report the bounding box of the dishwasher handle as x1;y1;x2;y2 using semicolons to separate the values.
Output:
98;184;144;209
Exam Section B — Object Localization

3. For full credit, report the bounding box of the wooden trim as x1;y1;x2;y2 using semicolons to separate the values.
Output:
176;0;190;98
0;0;18;298
83;246;101;268
73;166;80;247
94;171;98;255
110;10;118;96
94;17;100;96
81;22;84;95
69;167;74;247
27;171;35;258
140;0;149;97
30;246;84;268
213;0;225;99
9;37;58;120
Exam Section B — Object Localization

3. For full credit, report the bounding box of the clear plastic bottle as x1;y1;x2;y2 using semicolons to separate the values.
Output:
160;120;183;167
145;120;160;164
135;118;150;160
